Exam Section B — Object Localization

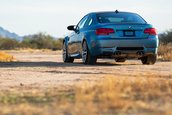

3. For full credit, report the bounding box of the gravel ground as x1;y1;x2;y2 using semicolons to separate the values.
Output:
0;50;171;91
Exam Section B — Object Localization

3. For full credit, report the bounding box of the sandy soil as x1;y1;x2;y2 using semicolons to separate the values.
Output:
0;50;171;91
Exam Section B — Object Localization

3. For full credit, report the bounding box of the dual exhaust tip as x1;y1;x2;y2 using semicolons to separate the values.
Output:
114;51;145;56
114;51;121;55
136;51;144;56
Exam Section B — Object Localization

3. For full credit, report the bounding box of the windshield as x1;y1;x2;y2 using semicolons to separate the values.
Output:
97;12;146;24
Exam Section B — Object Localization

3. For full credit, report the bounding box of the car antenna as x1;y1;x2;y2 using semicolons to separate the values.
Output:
115;10;119;13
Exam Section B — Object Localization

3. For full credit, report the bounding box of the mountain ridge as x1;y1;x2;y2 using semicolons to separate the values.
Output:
0;26;22;41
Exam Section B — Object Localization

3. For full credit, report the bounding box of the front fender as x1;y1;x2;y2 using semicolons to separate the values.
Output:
63;36;69;45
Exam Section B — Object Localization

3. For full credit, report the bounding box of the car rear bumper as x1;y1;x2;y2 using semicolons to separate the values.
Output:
97;47;157;58
89;37;158;58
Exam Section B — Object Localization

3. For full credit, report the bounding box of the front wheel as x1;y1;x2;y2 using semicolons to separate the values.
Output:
82;41;97;65
62;42;74;63
141;54;157;65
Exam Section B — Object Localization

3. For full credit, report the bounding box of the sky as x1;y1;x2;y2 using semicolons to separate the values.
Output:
0;0;172;37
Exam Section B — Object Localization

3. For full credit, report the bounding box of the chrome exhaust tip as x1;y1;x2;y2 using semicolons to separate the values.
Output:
114;51;121;56
137;51;144;56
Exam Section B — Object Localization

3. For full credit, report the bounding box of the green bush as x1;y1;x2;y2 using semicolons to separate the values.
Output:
0;33;63;50
21;32;63;50
21;33;54;49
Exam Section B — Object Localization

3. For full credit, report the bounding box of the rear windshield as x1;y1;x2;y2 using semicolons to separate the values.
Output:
97;12;146;24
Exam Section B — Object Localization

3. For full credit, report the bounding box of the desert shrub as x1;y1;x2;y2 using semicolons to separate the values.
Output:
21;33;54;49
52;38;63;50
0;37;19;50
20;33;63;50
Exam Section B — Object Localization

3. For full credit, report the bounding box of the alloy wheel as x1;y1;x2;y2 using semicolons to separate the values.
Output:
63;43;67;62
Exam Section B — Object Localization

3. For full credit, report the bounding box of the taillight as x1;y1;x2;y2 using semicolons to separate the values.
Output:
144;28;157;35
96;28;114;35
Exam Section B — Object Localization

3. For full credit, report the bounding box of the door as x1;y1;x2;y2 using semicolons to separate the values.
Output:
68;15;89;55
76;15;95;54
68;32;78;54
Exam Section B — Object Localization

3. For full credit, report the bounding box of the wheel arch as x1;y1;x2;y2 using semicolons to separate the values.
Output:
81;37;92;53
81;37;87;46
63;36;69;45
81;34;96;56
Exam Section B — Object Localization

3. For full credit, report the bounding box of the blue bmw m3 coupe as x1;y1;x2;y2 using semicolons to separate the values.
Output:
63;11;159;65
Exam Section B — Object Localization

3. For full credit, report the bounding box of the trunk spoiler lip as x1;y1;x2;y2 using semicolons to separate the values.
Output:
97;23;148;26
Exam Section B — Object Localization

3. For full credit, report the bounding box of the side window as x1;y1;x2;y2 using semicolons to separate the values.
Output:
88;18;93;26
84;15;95;27
77;15;89;30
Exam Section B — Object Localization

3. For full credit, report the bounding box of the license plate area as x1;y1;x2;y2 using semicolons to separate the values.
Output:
123;30;135;37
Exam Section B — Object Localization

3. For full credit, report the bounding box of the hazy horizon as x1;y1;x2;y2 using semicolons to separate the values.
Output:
0;0;172;37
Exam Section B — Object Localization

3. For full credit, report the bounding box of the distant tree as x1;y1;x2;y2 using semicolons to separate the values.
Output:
20;32;63;50
20;37;33;48
159;29;172;44
0;33;64;50
0;37;19;50
32;33;54;49
52;38;63;50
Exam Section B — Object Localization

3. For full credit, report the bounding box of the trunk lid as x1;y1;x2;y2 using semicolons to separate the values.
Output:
98;23;150;39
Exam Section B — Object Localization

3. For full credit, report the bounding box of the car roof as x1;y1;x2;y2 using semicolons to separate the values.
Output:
88;11;136;15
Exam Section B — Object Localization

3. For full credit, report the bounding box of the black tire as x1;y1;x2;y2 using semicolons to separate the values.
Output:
62;42;74;63
115;58;126;62
141;54;157;65
82;41;97;65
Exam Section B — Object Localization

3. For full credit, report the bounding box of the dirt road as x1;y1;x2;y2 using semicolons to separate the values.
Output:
0;50;171;90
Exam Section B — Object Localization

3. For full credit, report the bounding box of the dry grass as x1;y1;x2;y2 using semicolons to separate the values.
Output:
17;48;54;52
0;51;15;62
158;44;172;61
5;49;61;54
0;75;172;115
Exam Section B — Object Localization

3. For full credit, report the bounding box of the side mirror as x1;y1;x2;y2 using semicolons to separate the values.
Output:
67;25;76;31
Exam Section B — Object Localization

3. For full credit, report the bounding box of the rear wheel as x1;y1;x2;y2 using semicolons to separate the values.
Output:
82;41;97;65
115;58;126;62
141;54;157;65
63;42;74;63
